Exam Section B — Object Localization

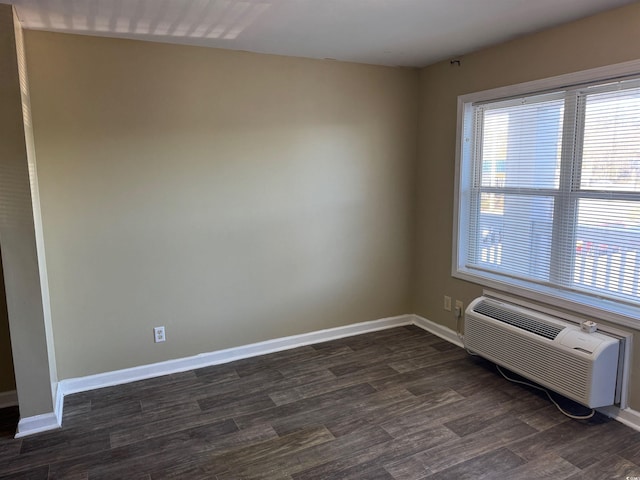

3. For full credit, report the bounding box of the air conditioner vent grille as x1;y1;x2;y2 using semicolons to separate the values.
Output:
465;296;621;409
473;300;564;340
465;316;591;399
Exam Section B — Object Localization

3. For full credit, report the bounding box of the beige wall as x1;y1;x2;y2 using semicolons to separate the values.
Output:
414;2;640;409
17;1;640;413
13;6;59;404
0;252;15;393
24;31;418;379
0;4;55;417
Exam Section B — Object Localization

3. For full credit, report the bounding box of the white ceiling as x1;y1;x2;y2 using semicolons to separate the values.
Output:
4;0;637;67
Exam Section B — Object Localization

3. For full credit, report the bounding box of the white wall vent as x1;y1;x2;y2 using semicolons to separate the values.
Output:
465;296;620;408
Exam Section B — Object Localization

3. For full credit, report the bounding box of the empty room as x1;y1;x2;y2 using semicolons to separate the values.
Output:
2;0;640;478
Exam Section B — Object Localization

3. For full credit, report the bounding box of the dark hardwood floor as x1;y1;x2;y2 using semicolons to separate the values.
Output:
1;325;640;479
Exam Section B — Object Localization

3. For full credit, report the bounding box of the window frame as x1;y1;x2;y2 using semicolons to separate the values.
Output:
453;59;640;329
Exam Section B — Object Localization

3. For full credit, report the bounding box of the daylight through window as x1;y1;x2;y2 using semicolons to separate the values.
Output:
455;74;640;317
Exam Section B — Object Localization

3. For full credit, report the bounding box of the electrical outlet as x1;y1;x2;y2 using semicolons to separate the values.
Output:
455;300;464;318
154;326;166;343
443;296;452;311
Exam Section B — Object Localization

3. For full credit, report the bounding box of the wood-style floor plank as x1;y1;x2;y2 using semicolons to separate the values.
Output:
0;325;639;479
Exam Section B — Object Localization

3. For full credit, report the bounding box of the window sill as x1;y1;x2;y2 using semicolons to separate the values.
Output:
453;268;640;331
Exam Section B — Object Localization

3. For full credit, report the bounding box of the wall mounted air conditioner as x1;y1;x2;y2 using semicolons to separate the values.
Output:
465;296;621;408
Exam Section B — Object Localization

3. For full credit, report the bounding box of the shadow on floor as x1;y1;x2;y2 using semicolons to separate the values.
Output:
0;406;18;439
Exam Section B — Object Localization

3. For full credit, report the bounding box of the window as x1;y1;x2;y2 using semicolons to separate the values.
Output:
454;65;640;323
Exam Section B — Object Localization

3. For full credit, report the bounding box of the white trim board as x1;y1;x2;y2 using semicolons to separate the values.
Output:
15;412;60;438
598;405;640;433
55;313;461;399
58;314;414;397
412;314;640;432
412;315;463;348
0;390;18;409
17;314;413;437
13;385;64;438
26;312;640;437
54;382;64;427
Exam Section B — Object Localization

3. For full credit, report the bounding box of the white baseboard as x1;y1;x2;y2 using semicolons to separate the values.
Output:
412;315;464;348
21;313;640;436
411;314;640;433
54;382;64;427
0;390;18;409
598;405;640;432
411;315;640;433
15;412;60;438
10;314;412;438
59;314;414;398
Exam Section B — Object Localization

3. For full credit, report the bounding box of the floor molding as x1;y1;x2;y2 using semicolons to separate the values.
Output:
12;314;413;438
58;314;414;399
31;315;421;438
598;405;640;432
5;324;638;478
15;412;60;439
21;313;640;436
54;383;64;427
410;315;640;433
0;390;18;409
412;314;464;348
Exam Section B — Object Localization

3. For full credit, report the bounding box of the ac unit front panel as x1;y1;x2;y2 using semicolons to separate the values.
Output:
465;309;619;408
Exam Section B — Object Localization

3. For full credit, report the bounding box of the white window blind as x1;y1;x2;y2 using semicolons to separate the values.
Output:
457;76;640;314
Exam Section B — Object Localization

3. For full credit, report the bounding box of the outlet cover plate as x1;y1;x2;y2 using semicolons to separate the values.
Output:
154;326;166;343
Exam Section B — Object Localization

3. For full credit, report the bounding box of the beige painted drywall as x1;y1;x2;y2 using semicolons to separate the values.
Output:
0;252;15;394
414;1;640;409
0;4;55;417
13;6;59;405
24;31;418;379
